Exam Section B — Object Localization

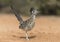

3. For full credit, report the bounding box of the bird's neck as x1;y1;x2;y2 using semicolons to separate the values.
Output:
33;15;36;20
31;14;36;21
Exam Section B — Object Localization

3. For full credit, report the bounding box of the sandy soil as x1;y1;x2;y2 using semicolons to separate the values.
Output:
0;13;60;42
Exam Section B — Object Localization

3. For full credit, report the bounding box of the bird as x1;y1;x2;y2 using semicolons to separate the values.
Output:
10;5;39;40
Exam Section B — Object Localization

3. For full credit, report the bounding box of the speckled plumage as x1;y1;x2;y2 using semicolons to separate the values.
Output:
11;6;39;40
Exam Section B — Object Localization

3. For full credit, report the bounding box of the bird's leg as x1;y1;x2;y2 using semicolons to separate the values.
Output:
25;31;29;40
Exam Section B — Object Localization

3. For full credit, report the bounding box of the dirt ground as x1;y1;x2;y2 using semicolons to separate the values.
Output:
0;13;60;42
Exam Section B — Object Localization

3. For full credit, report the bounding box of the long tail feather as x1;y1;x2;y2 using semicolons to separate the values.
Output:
10;5;23;23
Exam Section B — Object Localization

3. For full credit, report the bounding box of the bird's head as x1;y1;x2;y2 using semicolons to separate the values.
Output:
30;7;39;15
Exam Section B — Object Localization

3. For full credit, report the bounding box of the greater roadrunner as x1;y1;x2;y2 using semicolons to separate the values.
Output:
11;5;39;40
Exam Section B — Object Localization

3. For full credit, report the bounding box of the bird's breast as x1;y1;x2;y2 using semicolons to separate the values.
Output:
19;21;35;31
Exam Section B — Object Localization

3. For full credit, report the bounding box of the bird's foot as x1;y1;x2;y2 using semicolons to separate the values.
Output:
26;37;29;40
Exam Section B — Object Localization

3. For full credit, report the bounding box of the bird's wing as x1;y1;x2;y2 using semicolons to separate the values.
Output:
10;5;23;23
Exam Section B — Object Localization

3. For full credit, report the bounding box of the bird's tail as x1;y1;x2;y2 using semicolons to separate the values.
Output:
10;5;23;23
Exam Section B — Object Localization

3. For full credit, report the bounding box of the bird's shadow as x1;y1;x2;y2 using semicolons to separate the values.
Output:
20;35;36;39
12;35;36;39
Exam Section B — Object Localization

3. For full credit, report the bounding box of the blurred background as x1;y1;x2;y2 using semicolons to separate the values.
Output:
0;0;60;42
0;0;60;16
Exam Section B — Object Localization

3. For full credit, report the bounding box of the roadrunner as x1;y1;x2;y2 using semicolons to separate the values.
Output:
11;5;39;40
